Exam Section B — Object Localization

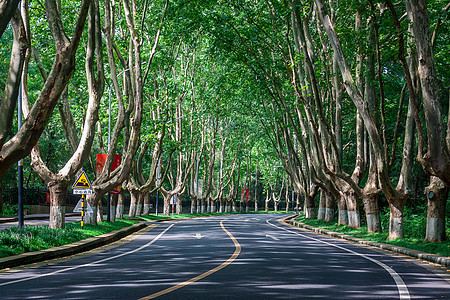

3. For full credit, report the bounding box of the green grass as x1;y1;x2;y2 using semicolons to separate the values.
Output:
295;215;450;257
0;219;137;258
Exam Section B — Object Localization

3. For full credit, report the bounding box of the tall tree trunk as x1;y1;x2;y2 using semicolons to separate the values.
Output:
318;190;326;220
115;190;125;219
143;193;151;215
425;176;448;242
343;190;359;228
324;192;335;222
48;180;69;229
110;193;117;222
337;192;349;226
388;195;407;240
129;189;139;217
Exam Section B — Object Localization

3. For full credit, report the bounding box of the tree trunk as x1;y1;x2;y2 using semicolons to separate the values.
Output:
163;194;171;216
129;189;139;217
135;193;143;216
201;198;206;213
115;191;124;219
304;194;315;219
324;193;335;222
317;190;326;220
337;193;349;226
344;190;359;228
84;194;97;224
110;194;117;222
362;192;381;233
191;196;196;214
96;203;103;223
219;199;224;213
48;180;69;229
388;197;406;240
143;193;150;215
176;196;182;214
425;176;448;242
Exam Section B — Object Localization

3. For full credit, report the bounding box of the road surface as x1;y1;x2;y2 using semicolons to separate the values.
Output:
0;214;448;299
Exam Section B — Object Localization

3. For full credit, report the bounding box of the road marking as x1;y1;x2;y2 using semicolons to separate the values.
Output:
267;218;411;300
0;224;174;287
193;233;204;239
140;220;241;299
265;234;279;241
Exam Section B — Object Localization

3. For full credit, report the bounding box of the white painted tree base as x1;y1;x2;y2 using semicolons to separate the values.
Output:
325;208;335;222
305;208;315;218
110;205;116;222
317;207;325;220
338;209;348;225
389;217;404;239
143;204;151;215
347;210;359;228
116;204;124;219
49;205;65;229
426;217;445;242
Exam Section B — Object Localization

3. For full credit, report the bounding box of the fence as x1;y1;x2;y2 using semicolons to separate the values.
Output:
1;187;81;206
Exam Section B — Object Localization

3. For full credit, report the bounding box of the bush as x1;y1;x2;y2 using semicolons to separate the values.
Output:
0;203;30;217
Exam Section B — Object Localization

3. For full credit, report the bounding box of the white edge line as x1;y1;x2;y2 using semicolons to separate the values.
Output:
267;218;410;300
0;224;174;287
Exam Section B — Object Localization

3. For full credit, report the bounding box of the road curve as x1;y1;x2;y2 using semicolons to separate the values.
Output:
0;214;448;299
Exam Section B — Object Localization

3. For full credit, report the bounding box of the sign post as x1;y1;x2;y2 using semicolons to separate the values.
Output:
170;194;178;215
72;171;93;229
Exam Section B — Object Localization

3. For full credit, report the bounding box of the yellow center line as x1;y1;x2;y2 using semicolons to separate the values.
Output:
139;220;241;300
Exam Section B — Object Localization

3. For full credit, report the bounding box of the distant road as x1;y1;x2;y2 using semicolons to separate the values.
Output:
0;214;448;299
0;214;81;230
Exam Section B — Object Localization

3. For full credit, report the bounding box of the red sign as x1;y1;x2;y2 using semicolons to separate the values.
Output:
241;188;250;202
96;154;121;194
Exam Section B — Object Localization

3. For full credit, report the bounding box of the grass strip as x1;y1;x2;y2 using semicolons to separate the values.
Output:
295;215;450;257
0;219;137;258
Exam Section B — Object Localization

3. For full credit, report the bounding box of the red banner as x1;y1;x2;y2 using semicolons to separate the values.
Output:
96;154;121;194
241;188;250;202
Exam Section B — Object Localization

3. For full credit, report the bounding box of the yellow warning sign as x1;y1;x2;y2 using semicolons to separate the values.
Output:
72;171;92;189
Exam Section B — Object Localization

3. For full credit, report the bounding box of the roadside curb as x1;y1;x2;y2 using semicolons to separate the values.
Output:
286;218;450;267
0;223;147;270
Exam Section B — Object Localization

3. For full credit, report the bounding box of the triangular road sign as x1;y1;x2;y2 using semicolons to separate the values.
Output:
72;171;92;189
73;198;93;213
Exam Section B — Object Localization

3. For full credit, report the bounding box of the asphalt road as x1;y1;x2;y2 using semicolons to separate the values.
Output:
0;214;448;299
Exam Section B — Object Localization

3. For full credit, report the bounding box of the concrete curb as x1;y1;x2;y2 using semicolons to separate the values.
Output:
0;223;147;270
286;219;450;267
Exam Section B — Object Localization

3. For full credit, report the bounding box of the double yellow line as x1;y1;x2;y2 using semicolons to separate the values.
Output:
139;221;241;300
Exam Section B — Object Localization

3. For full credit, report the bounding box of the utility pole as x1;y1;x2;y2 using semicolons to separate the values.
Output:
155;158;161;215
17;81;24;230
106;83;112;222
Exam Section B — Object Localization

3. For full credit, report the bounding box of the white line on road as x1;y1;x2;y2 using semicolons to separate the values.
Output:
267;218;411;300
265;234;279;241
0;224;174;287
